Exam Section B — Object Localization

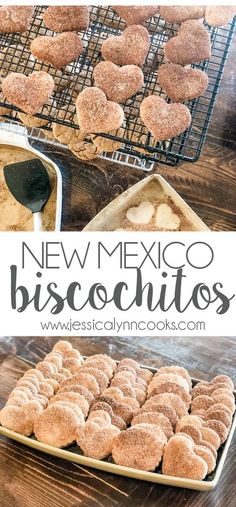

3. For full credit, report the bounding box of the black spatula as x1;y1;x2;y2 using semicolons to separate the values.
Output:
3;158;51;231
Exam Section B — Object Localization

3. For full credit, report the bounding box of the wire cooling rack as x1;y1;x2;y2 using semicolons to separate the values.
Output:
0;6;235;167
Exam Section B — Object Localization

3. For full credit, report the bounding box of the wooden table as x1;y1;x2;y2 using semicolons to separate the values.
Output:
29;33;236;232
0;336;235;507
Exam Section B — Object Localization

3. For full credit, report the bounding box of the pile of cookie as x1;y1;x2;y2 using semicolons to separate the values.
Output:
0;341;235;481
0;6;235;160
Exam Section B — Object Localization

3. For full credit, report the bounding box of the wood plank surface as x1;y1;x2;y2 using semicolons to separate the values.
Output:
29;33;236;232
0;336;235;507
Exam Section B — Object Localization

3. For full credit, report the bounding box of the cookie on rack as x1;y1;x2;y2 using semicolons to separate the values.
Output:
93;61;144;103
101;25;150;67
159;6;205;24
114;6;159;25
2;71;54;115
205;6;236;27
158;63;209;102
140;95;191;141
164;20;211;65
0;6;34;34
43;6;89;32
30;32;83;70
76;87;124;134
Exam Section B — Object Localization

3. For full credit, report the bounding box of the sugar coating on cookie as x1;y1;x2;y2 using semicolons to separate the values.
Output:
114;6;159;25
53;340;73;355
195;445;216;474
164;20;211;66
140;402;178;427
43;6;89;32
77;421;120;459
205;6;236;27
140;95;191;141
160;6;205;24
112;425;166;471
162;434;208;480
158;63;209;102
148;393;187;418
58;384;94;406
148;382;191;408
34;404;81;448
2;71;54;116
0;6;34;34
30;32;83;70
49;392;89;417
93;61;144;103
132;412;173;438
101;25;150;67
76;87;124;134
79;367;109;391
150;373;189;392
0;405;35;436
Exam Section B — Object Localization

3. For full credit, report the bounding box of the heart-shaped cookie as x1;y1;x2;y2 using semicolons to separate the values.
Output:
160;6;205;24
43;6;89;32
162;434;208;480
156;203;181;230
2;71;55;115
126;201;154;225
158;63;209;102
30;32;83;70
164;20;211;65
114;6;159;25
101;25;150;67
205;6;236;27
76;87;124;134
140;96;191;141
93;61;144;103
0;6;34;34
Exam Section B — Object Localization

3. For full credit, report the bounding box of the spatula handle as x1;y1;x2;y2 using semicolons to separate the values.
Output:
33;212;42;232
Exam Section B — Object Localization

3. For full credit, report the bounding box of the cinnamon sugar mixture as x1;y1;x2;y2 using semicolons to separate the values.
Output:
0;145;57;231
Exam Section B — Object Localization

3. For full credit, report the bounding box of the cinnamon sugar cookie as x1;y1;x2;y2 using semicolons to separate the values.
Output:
148;382;191;408
0;404;37;436
43;6;89;33
140;95;191;141
164;20;211;65
155;366;191;389
31;32;83;70
162;434;208;480
114;6;159;25
93;61;144;103
132;412;173;439
53;340;73;355
58;384;94;406
2;71;54;115
77;421;120;459
0;6;34;34
34;403;81;448
160;6;204;24
50;392;89;417
112;425;166;471
140;402;178;427
158;63;209;102
205;7;236;27
101;25;150;67
76;87;124;134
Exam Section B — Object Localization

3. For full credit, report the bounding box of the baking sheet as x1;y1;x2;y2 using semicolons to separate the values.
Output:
0;367;235;491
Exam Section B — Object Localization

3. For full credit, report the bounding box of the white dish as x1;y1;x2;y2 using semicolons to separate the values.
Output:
0;368;234;491
83;174;209;231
